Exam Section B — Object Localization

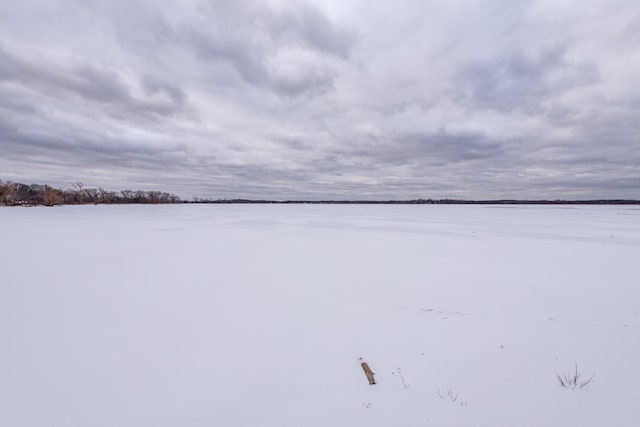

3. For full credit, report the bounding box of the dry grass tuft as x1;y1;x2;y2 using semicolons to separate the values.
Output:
556;363;594;390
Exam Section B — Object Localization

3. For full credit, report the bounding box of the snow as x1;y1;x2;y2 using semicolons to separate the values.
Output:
1;204;639;426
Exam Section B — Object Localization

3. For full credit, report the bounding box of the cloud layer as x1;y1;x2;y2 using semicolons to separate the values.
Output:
1;0;639;199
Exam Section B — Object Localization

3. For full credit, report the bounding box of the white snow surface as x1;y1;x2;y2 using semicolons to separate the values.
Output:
1;204;640;427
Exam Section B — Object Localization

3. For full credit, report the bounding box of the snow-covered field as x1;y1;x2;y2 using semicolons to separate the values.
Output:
1;204;639;426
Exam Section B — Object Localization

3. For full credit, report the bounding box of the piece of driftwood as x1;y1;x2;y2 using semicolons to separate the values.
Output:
361;362;376;385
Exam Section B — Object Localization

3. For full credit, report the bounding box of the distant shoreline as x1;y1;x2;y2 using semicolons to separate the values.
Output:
2;180;639;206
186;199;640;205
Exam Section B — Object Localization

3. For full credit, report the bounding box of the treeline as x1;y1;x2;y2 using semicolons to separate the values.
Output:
0;181;181;206
2;179;638;206
188;198;640;205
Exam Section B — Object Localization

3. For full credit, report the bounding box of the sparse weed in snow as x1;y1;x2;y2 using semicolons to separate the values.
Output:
556;363;594;390
392;367;409;389
437;388;468;407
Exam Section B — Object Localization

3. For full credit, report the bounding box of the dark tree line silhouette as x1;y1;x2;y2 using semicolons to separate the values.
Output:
2;179;638;206
187;198;640;205
0;180;181;206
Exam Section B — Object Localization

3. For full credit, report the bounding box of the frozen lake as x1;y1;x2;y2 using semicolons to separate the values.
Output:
2;204;640;426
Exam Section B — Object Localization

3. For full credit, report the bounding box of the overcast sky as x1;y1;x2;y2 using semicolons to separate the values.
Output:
1;0;639;199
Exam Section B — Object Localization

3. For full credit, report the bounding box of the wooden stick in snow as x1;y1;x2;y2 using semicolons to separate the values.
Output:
361;361;376;385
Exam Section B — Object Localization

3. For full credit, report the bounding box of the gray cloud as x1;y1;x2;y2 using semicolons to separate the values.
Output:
0;43;189;122
140;74;187;104
459;45;601;112
0;0;639;199
175;0;352;94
